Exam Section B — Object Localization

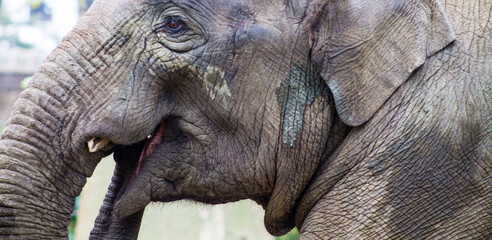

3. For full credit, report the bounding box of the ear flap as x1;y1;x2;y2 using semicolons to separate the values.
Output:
309;0;455;126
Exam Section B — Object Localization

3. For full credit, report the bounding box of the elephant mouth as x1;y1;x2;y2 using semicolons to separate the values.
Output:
114;122;165;202
89;121;168;235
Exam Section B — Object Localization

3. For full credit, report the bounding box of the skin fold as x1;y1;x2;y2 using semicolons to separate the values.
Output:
0;0;490;239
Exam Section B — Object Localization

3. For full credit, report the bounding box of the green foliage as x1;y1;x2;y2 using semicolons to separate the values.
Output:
275;228;300;240
68;197;79;240
0;121;3;133
67;218;76;240
20;77;31;90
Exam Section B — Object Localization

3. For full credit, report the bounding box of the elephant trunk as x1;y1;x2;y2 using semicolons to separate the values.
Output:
90;143;147;240
0;1;149;238
0;47;108;237
0;79;76;237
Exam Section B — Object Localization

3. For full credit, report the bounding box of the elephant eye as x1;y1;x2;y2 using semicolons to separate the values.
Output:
161;16;188;35
152;9;206;52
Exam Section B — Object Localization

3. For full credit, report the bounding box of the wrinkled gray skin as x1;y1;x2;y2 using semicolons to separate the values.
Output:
0;0;490;239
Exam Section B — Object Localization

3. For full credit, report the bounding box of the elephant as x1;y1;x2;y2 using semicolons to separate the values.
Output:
0;0;490;239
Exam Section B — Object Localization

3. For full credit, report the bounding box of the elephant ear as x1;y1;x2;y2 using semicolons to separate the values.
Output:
308;0;455;126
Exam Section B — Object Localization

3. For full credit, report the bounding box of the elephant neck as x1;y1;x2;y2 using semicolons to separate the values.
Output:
294;118;352;230
263;84;351;235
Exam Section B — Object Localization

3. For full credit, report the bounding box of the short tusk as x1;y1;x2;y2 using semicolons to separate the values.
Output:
148;69;158;77
88;138;112;153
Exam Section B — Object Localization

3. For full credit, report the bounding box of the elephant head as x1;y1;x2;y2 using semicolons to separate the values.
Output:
1;0;490;239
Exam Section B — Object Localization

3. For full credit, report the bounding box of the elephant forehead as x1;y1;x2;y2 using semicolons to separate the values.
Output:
156;0;289;24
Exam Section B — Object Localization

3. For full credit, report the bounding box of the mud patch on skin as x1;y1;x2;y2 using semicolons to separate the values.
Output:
202;66;231;104
276;62;329;146
159;55;231;107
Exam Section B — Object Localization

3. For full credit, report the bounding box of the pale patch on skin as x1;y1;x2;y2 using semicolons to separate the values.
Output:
159;56;231;107
201;66;231;106
276;63;328;147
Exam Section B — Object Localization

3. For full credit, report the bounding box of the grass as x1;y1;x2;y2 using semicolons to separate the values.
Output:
275;228;300;240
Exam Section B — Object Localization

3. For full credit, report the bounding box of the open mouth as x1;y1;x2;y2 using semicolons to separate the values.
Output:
115;122;165;200
87;121;167;237
87;121;166;195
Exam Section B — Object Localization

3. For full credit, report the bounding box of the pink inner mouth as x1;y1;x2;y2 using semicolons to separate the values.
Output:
134;123;165;177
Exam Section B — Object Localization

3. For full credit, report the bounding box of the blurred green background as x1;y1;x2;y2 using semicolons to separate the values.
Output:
0;1;300;239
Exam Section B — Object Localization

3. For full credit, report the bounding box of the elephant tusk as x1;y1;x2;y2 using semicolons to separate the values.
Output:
88;138;113;153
